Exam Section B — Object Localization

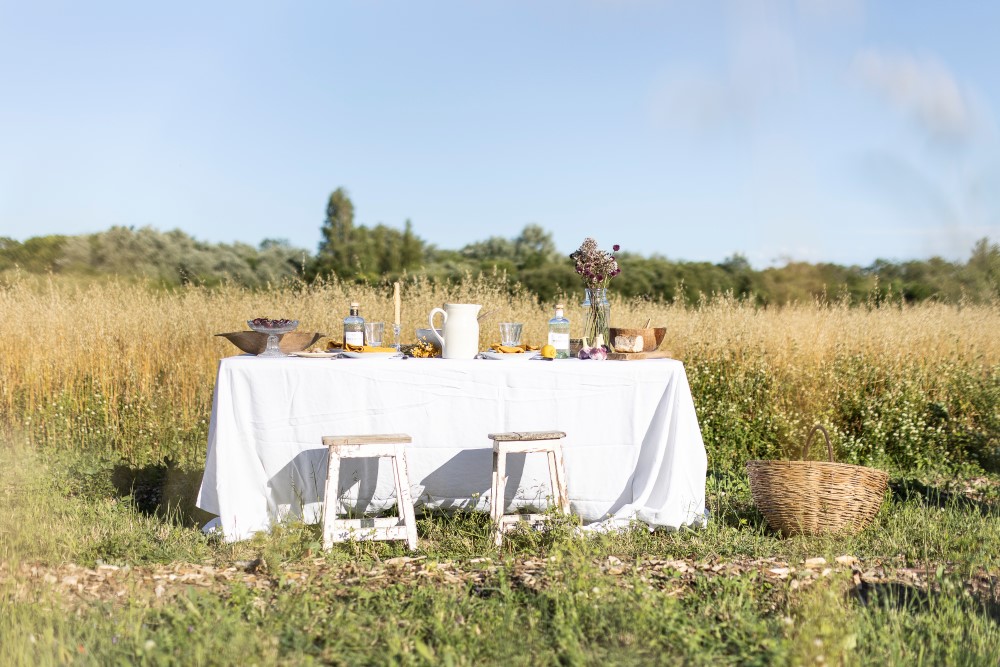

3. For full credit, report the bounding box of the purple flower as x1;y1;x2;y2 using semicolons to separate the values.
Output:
613;244;620;252
571;237;623;288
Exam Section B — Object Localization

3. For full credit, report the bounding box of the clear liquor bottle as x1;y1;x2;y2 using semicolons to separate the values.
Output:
343;302;365;347
547;303;570;359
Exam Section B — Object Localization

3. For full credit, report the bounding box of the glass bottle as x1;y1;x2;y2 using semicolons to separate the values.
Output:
343;302;365;347
547;303;570;359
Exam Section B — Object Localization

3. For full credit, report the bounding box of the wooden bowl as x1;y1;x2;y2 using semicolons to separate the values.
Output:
216;331;326;355
608;327;666;353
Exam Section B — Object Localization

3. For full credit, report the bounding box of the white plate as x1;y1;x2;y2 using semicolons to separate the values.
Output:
341;351;399;359
291;351;340;358
479;351;540;361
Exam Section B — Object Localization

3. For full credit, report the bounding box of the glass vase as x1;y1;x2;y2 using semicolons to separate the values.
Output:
581;288;610;348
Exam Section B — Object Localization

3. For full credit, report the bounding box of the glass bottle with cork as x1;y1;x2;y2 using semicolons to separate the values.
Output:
343;302;365;348
547;303;570;359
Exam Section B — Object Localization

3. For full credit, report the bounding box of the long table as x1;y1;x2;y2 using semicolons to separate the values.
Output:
196;354;708;542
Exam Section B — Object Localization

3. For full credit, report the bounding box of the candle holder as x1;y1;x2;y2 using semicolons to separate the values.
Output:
393;323;401;353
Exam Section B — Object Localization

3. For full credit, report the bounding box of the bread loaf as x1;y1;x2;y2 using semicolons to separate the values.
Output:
614;334;644;353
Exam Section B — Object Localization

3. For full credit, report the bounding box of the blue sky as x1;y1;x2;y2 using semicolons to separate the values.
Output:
2;1;998;267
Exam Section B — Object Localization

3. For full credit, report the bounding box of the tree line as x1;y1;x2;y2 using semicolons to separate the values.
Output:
3;186;998;305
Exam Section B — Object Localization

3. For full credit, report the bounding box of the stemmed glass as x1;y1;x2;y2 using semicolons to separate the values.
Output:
247;319;299;357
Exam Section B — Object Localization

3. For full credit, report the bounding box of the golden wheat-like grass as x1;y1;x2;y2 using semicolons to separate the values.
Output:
0;274;550;418
619;291;1000;365
2;275;997;451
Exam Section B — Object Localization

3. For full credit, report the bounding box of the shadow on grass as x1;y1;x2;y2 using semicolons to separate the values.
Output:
851;578;1000;625
851;580;932;613
985;593;1000;625
110;458;214;527
890;478;1000;518
707;469;770;532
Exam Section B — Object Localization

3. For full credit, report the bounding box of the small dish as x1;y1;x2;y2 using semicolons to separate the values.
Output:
291;351;340;358
479;351;540;361
341;351;399;359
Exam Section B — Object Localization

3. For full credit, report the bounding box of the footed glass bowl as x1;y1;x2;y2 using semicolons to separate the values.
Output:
247;319;299;357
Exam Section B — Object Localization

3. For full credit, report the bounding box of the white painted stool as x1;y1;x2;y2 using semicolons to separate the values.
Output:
321;434;418;551
489;430;570;547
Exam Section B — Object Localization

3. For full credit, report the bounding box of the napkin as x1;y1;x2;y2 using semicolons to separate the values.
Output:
344;343;398;354
327;341;398;354
489;343;540;354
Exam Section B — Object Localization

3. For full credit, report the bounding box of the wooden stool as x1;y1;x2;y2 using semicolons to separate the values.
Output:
489;430;570;547
321;434;418;551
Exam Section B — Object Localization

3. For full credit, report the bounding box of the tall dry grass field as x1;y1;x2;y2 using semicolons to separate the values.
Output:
3;275;997;471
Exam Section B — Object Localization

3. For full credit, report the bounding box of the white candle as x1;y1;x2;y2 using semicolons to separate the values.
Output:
393;282;401;327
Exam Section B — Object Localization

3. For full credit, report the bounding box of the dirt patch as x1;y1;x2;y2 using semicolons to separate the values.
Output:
5;555;995;612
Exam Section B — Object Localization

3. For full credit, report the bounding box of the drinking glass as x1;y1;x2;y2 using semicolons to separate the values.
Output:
499;322;523;347
364;322;385;347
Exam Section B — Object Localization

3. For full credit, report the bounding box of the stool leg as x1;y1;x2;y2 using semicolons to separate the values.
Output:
551;442;571;515
392;446;419;551
490;445;499;525
546;449;559;511
492;442;507;547
322;448;342;549
390;455;407;524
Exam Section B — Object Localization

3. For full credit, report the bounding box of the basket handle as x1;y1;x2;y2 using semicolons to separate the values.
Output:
802;424;834;462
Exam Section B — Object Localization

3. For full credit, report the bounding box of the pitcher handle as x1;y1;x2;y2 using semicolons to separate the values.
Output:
428;308;447;348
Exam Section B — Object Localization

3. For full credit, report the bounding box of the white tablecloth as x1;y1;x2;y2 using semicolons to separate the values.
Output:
196;355;707;542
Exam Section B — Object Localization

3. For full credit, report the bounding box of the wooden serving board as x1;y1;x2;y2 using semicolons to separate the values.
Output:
606;350;674;361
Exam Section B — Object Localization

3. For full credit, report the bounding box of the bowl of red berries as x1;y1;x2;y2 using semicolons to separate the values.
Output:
247;317;298;334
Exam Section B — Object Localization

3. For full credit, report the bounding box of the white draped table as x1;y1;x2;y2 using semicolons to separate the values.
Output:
196;355;708;542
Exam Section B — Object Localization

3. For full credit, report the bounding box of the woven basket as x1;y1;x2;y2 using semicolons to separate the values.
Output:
746;425;889;537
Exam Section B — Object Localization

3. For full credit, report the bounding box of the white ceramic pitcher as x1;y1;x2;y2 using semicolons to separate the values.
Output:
428;303;482;359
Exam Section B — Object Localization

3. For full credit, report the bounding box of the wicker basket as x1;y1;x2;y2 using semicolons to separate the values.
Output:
746;425;889;537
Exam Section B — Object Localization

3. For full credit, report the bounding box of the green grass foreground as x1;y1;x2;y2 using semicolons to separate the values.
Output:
2;444;998;667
